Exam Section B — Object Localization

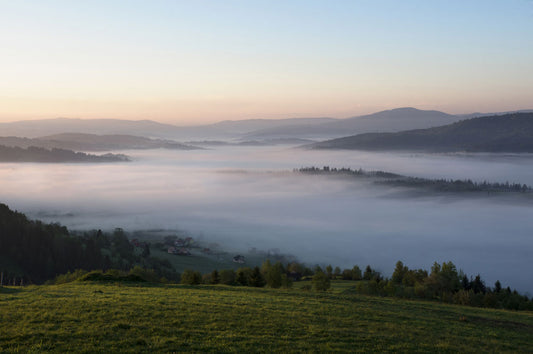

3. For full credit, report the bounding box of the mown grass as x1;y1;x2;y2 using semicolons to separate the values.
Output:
1;281;532;352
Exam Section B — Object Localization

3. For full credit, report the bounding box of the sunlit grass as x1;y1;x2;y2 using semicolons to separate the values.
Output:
1;281;532;352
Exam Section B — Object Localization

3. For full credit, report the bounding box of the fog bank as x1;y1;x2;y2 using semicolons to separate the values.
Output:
1;147;532;293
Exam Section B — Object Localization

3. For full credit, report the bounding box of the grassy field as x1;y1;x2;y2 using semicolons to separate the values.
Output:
1;281;533;352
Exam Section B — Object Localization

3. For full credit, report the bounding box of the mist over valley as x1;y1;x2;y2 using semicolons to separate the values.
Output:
2;146;533;293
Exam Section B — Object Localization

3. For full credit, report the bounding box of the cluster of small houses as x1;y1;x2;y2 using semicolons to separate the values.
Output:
163;236;246;264
167;237;194;256
130;239;148;249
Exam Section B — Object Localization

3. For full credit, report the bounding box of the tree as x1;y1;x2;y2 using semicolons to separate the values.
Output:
425;261;460;297
333;266;341;279
471;274;486;294
363;265;374;281
210;270;220;284
351;265;362;280
236;267;252;286
219;269;236;285
494;280;502;293
341;269;353;280
312;269;330;291
326;265;333;279
264;261;285;288
392;261;408;284
181;269;202;285
249;266;266;287
141;244;150;258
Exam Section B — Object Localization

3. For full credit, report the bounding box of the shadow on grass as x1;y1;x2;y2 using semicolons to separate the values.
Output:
0;286;23;294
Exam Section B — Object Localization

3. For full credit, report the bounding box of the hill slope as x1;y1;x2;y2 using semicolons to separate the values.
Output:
0;117;337;140
1;282;532;352
246;107;463;139
0;145;129;163
309;112;533;152
0;133;199;151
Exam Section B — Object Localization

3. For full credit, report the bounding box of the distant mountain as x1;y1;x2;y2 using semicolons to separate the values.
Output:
3;108;531;142
186;138;315;147
308;113;533;153
0;117;338;140
0;145;129;163
0;118;183;139
209;117;337;134
38;133;199;151
245;107;463;139
0;133;200;151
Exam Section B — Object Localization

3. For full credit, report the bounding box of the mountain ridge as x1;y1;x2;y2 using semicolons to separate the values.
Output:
2;108;532;141
308;112;533;152
0;133;200;151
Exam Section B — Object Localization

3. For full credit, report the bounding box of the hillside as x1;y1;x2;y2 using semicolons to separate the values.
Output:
3;109;530;142
0;145;129;163
0;117;337;140
309;112;533;152
1;282;532;352
0;133;199;151
246;107;463;139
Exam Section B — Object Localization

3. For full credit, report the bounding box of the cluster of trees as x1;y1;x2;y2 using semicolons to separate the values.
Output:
0;203;178;284
183;258;532;311
0;145;129;162
354;261;533;311
180;261;335;292
381;178;531;193
296;166;532;193
181;260;294;289
296;166;401;178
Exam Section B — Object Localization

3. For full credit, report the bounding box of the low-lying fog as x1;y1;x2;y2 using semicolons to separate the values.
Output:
1;146;533;293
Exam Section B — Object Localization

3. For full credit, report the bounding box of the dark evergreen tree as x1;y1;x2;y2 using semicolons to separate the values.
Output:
249;266;265;287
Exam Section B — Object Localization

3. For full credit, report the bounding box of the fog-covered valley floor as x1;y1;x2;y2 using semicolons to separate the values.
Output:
2;146;533;293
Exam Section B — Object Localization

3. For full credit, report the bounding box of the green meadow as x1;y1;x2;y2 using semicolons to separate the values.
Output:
1;281;532;352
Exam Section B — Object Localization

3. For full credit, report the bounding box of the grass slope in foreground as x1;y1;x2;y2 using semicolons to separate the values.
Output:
1;282;532;352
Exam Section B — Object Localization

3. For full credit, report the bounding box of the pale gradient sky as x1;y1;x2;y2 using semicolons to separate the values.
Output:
1;0;532;124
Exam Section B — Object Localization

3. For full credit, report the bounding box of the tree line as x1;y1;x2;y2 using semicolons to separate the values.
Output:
296;166;532;193
177;260;532;311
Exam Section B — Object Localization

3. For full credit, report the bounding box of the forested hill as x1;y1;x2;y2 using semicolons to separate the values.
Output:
0;145;129;163
0;133;200;151
308;113;533;152
0;203;177;284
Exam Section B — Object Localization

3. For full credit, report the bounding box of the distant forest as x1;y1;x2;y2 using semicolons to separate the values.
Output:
296;166;532;194
0;145;129;163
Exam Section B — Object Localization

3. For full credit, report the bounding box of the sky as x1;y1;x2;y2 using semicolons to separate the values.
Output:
1;0;532;125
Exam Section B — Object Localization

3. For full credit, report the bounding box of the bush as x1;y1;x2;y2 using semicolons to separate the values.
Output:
312;270;330;291
219;269;236;285
78;270;146;283
47;269;89;284
181;270;202;285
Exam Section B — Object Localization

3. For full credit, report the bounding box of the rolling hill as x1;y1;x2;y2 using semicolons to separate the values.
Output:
0;145;129;163
0;117;338;140
3;108;531;143
245;107;463;139
0;133;200;151
308;112;533;152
